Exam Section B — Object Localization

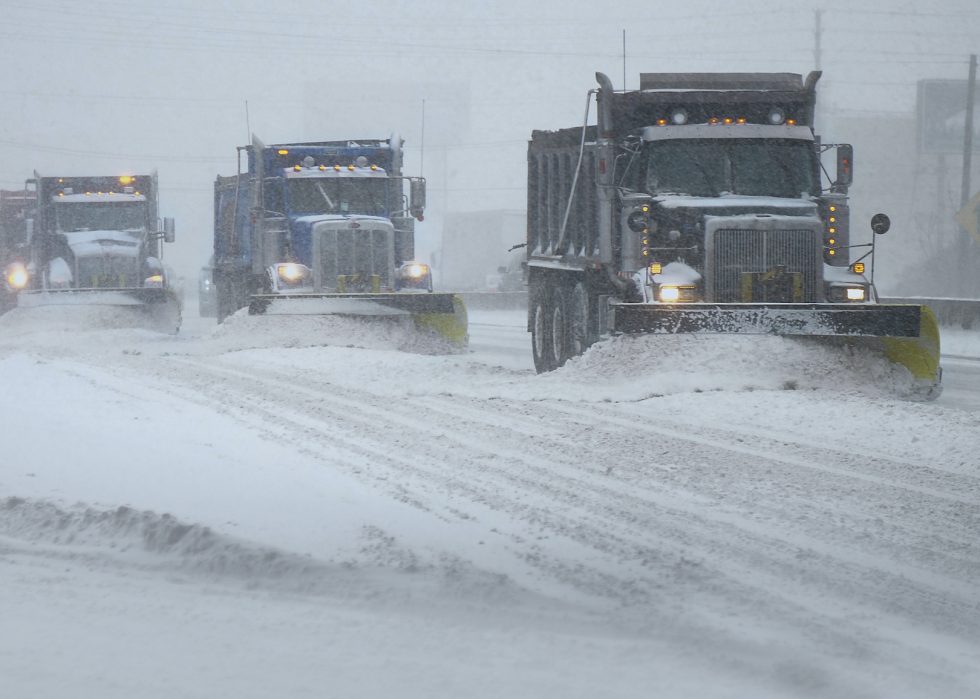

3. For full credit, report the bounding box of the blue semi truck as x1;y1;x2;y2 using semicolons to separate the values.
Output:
212;135;467;346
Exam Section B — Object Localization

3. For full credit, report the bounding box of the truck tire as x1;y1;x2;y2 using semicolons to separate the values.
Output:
550;286;571;369
531;284;556;374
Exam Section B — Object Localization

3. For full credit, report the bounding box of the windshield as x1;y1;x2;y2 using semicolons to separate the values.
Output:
287;178;388;216
56;201;146;232
639;138;818;198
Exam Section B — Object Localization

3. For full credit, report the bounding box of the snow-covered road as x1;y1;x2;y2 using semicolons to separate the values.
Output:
1;306;979;698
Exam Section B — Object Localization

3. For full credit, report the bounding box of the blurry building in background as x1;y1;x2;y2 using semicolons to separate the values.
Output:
439;210;525;292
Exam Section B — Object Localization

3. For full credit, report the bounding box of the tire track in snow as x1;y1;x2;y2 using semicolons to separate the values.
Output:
80;354;980;652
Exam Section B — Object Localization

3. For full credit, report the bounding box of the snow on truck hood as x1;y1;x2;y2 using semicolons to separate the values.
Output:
655;194;819;213
56;193;146;202
293;214;392;228
63;229;141;258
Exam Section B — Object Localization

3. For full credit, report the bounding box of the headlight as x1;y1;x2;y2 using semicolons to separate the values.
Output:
278;264;301;280
660;286;679;301
144;274;164;287
827;285;867;302
398;263;429;279
6;264;28;289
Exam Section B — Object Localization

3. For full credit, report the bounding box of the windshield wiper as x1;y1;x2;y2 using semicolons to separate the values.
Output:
315;182;335;211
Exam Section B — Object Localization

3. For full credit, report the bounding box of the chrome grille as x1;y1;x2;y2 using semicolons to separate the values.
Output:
318;229;391;289
711;229;818;302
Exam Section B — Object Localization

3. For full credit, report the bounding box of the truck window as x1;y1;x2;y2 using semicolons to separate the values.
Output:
56;202;146;232
287;178;387;216
265;182;285;214
642;139;817;199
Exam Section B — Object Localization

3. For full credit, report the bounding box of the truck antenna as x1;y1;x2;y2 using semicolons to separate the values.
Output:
420;99;426;178
623;30;626;91
245;101;251;142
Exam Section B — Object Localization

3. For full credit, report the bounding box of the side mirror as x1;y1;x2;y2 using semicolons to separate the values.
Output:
409;178;426;220
871;213;890;235
163;217;176;243
836;144;853;187
25;218;34;245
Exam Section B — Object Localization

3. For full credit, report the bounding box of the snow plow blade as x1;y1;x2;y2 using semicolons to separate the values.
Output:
16;287;182;335
247;292;469;347
612;302;942;398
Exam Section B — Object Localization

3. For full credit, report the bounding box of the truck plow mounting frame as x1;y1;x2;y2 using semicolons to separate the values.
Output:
611;303;923;337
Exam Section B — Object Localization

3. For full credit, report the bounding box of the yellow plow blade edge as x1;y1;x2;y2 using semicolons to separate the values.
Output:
412;293;469;347
881;305;942;395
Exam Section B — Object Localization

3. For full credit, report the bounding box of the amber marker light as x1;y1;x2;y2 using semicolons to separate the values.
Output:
278;150;289;155
119;176;134;184
649;263;662;274
853;263;865;274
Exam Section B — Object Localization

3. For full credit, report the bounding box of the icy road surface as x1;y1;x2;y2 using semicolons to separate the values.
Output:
1;306;979;699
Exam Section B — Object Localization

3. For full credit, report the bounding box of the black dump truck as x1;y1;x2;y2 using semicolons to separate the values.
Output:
524;71;941;396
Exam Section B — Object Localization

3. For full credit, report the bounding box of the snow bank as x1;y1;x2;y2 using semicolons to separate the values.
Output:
0;496;328;582
540;334;919;401
228;332;920;404
209;308;465;355
0;305;164;345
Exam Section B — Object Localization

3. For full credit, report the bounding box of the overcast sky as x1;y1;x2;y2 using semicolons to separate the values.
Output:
1;0;977;278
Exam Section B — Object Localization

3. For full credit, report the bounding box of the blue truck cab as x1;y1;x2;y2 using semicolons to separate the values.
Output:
213;135;436;321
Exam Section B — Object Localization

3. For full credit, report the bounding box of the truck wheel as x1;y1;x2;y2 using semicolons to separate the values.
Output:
531;287;556;374
550;286;571;368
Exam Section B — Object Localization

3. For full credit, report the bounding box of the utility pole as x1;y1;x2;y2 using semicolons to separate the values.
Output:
959;54;977;295
813;9;822;72
961;54;976;211
813;10;823;132
623;30;627;91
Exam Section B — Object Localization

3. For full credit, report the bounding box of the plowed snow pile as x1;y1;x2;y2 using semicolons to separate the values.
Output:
0;305;164;343
224;332;917;403
209;308;465;355
543;333;918;400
